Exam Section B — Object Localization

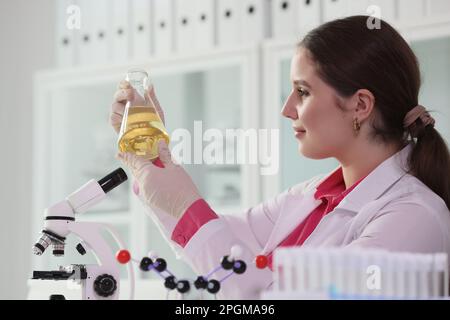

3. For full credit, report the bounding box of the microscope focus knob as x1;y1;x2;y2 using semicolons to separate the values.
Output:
76;243;86;255
94;274;117;298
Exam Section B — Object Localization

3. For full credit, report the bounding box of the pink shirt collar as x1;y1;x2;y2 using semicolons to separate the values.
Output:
314;167;367;204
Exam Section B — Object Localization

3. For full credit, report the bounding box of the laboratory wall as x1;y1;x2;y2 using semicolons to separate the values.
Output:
0;0;55;299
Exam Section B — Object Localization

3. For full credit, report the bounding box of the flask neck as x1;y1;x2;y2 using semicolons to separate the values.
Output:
131;83;147;101
126;69;149;102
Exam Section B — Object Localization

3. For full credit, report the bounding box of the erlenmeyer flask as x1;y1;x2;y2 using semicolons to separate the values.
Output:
117;69;170;159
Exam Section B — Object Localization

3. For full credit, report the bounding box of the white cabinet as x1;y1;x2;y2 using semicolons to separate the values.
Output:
76;0;96;65
174;0;217;52
346;0;396;20
130;0;152;59
426;0;450;20
152;0;174;56
111;0;131;63
217;0;242;47
91;0;111;64
398;0;426;25
174;0;195;52
32;46;261;289
53;0;450;68
323;0;349;22
217;0;271;47
396;0;450;40
241;0;270;43
324;0;397;24
297;0;322;35
271;0;299;39
193;0;216;50
346;0;369;16
55;0;78;67
411;36;450;144
55;0;129;66
367;0;396;23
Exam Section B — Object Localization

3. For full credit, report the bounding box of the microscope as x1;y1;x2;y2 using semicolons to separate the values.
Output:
32;168;135;300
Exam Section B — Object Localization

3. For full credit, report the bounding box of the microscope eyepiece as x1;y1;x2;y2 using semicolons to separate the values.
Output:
97;168;128;194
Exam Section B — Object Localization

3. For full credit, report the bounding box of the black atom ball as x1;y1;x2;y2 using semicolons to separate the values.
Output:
207;279;221;294
139;257;153;271
164;276;177;290
194;276;208;289
233;260;247;274
154;258;167;272
221;255;234;270
176;280;190;294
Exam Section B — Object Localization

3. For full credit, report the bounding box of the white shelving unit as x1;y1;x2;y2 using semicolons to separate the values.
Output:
31;45;261;298
260;4;450;199
31;0;450;299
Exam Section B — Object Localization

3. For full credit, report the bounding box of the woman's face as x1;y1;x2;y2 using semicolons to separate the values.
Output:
281;48;356;160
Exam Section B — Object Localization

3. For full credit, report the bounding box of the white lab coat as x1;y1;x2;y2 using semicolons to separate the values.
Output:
143;143;450;299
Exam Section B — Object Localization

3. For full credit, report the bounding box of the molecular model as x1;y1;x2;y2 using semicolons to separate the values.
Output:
116;245;247;299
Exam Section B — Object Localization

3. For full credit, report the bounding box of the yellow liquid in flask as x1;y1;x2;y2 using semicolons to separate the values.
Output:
118;106;170;159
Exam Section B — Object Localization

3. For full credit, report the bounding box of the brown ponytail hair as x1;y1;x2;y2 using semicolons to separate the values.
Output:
299;16;450;210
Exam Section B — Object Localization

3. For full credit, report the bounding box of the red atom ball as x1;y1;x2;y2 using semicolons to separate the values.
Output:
116;249;131;264
255;255;268;269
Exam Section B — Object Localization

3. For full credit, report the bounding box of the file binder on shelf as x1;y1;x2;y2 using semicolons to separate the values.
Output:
153;0;175;56
111;0;131;63
131;0;152;59
56;0;78;67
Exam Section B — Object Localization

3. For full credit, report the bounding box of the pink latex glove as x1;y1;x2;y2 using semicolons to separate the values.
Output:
110;80;166;134
116;140;203;219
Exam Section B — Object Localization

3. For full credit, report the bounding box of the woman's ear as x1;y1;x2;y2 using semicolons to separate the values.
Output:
353;89;375;122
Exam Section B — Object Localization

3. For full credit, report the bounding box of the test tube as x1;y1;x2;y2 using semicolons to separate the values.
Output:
273;249;283;292
383;253;395;299
361;250;372;298
405;253;418;299
344;250;357;298
333;249;345;297
295;249;306;293
433;253;449;298
368;249;385;299
283;250;294;292
418;254;432;299
395;254;406;299
320;249;331;295
307;249;320;293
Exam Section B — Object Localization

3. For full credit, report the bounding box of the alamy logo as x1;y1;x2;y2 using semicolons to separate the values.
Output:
170;123;280;176
366;5;382;30
66;5;81;30
366;264;382;291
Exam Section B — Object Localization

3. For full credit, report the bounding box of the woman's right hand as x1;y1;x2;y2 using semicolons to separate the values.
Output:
110;80;166;134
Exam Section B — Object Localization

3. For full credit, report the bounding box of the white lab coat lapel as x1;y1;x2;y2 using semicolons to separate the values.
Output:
261;186;323;255
332;143;411;214
262;143;413;253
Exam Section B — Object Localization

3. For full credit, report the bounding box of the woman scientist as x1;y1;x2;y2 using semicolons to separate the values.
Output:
110;16;450;299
